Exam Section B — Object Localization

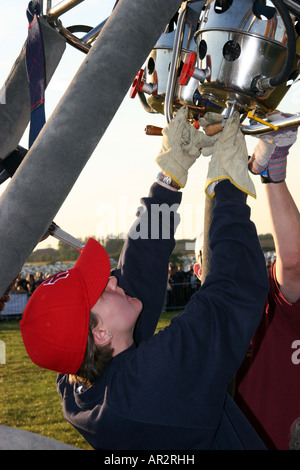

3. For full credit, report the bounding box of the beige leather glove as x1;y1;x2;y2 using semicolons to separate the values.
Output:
155;106;218;188
198;112;226;156
205;112;256;199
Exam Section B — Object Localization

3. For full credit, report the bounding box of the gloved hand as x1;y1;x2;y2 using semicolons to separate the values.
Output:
204;112;256;198
248;112;298;183
198;112;227;156
155;106;219;188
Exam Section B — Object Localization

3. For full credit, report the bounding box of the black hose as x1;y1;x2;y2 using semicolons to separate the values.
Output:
268;0;296;87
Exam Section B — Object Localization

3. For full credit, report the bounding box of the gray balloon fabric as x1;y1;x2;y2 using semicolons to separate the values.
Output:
0;18;66;162
0;0;182;297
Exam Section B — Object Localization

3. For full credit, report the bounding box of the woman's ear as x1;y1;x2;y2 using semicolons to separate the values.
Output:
92;328;112;346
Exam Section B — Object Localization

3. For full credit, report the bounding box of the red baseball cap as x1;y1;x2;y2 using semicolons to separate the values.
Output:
20;238;111;374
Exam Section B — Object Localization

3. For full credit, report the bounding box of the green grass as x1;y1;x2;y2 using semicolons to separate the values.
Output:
0;311;178;450
155;310;179;332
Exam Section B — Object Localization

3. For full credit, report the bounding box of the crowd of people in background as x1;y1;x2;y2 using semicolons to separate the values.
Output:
12;262;202;309
165;262;201;310
10;255;275;310
10;271;48;297
165;254;275;311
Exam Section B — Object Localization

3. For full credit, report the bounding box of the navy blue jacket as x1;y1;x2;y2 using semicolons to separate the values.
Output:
57;181;269;450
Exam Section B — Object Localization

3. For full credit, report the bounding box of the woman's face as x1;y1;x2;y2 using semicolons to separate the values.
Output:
91;276;142;353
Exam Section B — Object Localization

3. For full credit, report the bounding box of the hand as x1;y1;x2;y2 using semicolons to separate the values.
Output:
205;112;256;198
198;112;227;156
248;112;298;183
155;107;219;188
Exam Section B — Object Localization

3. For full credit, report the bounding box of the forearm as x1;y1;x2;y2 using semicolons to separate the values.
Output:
115;182;182;342
265;182;300;302
202;181;269;342
161;181;269;390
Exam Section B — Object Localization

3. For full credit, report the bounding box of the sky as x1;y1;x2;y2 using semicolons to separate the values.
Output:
0;0;299;252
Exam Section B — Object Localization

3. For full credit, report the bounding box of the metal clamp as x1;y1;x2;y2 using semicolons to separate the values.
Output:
242;112;300;135
46;0;112;53
41;221;84;252
247;110;279;132
204;109;300;136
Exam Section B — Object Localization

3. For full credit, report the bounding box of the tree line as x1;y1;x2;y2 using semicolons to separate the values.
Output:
26;235;126;264
26;233;274;265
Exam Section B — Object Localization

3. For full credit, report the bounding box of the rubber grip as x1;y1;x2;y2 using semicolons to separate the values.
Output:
205;122;223;136
145;125;163;136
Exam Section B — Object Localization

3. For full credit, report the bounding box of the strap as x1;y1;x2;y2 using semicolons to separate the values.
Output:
26;1;46;148
0;2;47;185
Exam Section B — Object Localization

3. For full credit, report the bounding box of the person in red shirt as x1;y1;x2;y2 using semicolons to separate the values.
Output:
234;113;300;450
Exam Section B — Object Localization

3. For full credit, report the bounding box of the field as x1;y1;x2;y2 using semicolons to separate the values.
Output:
0;312;177;450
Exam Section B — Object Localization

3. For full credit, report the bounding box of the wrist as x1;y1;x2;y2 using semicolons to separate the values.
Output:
156;172;181;190
260;169;273;184
260;168;285;184
156;180;178;191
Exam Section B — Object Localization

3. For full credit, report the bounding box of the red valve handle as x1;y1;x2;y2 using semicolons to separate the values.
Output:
130;69;145;98
178;52;197;86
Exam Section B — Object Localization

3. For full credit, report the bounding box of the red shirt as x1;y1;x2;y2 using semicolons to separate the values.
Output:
235;262;300;450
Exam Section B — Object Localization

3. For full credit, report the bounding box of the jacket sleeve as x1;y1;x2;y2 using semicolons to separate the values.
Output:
112;182;182;344
202;180;269;351
167;180;270;391
110;181;269;429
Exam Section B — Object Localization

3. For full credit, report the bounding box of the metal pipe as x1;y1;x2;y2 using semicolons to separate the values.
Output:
57;25;90;53
47;0;85;20
242;113;300;134
253;0;296;91
205;112;300;136
165;2;188;123
81;19;108;45
47;4;108;52
283;0;300;17
46;1;52;14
